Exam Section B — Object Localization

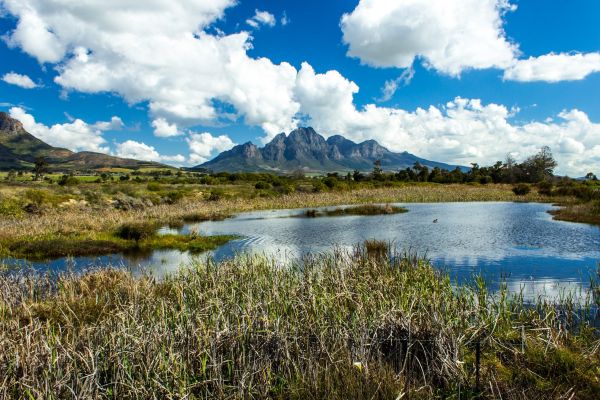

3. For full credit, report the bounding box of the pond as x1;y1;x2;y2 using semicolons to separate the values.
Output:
4;202;600;301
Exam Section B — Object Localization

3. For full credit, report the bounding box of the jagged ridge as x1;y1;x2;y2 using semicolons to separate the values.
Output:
198;127;466;173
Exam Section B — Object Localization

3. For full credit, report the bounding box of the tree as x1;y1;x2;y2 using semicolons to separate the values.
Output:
585;172;598;181
522;146;557;183
412;162;429;182
33;157;48;181
372;159;384;180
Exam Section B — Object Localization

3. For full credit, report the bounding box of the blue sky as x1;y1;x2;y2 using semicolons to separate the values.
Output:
1;0;599;175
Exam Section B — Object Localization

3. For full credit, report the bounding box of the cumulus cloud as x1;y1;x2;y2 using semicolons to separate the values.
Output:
8;107;112;153
1;0;302;137
341;0;518;76
93;116;124;131
186;132;235;164
115;140;186;164
291;64;600;175
246;10;276;29
151;118;180;137
2;72;39;89
2;0;599;175
504;52;600;82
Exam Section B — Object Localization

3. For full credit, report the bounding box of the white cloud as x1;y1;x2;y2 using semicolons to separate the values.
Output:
281;12;290;26
1;0;300;136
115;140;186;164
246;9;276;29
8;107;111;153
151;118;180;137
2;72;39;89
93;116;124;131
291;64;600;175
377;68;414;102
2;0;600;175
186;132;235;164
504;52;600;82
341;0;518;76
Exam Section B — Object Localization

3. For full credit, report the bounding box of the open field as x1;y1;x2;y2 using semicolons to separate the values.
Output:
1;247;598;399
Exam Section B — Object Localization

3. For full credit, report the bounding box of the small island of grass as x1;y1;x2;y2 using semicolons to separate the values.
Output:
2;221;236;261
303;203;408;218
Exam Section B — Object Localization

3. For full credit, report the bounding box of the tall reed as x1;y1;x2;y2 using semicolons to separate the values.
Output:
0;247;597;399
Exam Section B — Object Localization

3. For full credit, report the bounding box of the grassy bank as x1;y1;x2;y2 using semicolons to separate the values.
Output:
2;232;235;260
303;203;408;218
550;200;600;226
0;247;598;399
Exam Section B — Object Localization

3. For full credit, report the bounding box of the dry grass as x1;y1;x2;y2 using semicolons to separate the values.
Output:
550;201;600;225
0;247;598;399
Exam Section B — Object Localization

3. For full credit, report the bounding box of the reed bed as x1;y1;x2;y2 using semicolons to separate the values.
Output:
0;247;598;399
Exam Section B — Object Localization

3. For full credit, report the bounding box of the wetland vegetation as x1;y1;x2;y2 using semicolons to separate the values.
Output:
0;147;599;398
1;246;598;399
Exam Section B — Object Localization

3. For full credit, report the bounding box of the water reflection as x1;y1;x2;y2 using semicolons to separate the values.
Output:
3;202;599;302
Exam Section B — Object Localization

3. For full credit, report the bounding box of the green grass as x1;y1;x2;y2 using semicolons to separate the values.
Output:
0;247;597;399
0;228;236;260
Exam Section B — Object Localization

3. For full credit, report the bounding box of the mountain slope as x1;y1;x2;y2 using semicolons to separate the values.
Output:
0;112;167;170
198;127;466;173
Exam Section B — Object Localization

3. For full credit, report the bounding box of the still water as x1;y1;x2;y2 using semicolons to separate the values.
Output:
5;202;600;301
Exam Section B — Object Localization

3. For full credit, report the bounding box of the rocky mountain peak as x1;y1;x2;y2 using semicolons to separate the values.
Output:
198;126;465;173
0;112;24;135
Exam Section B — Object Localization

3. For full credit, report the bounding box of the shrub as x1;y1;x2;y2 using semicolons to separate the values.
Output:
512;184;531;196
147;182;161;192
255;181;271;190
115;222;156;242
312;181;328;193
0;196;24;217
537;181;554;196
323;177;337;189
24;189;49;205
164;190;184;204
207;189;224;201
58;175;79;186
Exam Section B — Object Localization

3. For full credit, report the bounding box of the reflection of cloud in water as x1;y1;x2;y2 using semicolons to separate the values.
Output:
505;278;593;302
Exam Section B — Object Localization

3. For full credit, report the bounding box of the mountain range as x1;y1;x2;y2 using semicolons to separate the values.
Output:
197;127;465;173
0;112;165;171
0;113;466;173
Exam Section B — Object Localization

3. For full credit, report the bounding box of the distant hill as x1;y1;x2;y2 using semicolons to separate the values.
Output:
0;112;167;171
197;127;467;173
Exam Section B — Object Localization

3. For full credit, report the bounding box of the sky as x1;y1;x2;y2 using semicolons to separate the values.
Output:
0;0;599;176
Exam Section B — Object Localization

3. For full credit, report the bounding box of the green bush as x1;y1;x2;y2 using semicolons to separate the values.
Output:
312;181;328;193
512;184;531;196
537;181;554;196
207;189;224;201
254;181;271;190
165;190;184;204
0;196;24;217
147;182;161;192
58;175;79;186
24;189;50;205
115;222;156;242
